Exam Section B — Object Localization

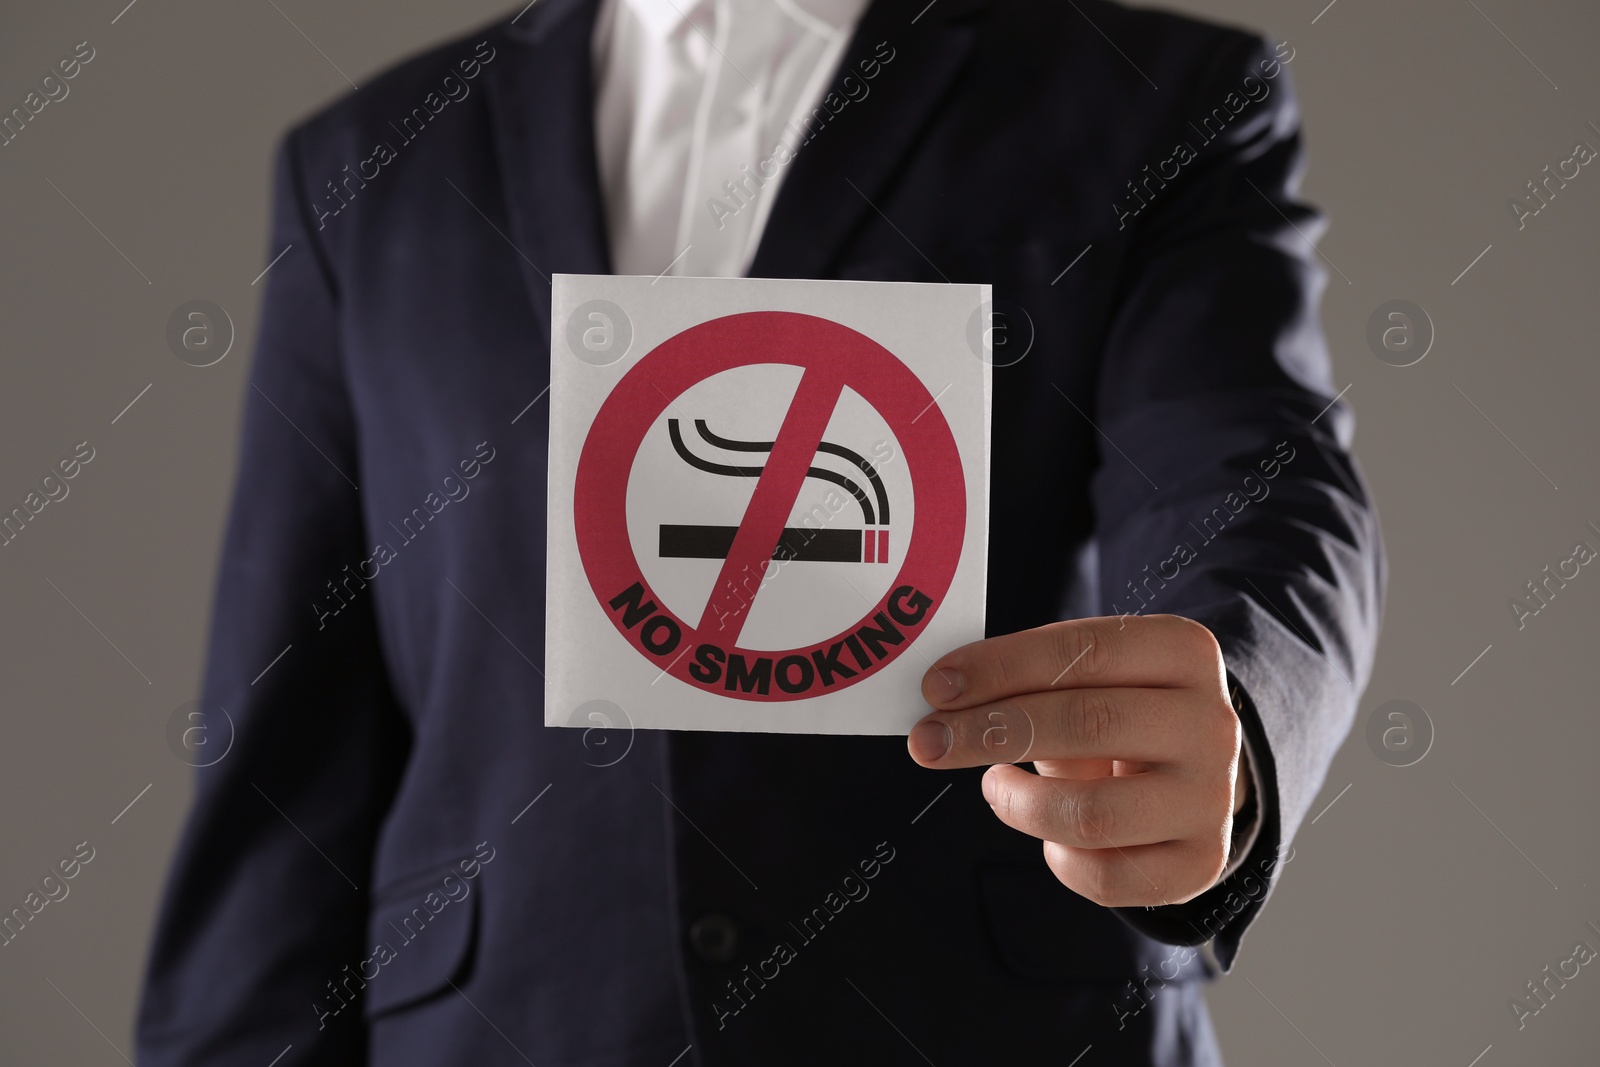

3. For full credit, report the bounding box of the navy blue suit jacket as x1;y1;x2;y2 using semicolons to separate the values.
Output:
138;0;1383;1063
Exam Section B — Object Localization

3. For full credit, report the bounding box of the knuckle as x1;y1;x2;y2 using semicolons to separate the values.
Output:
986;644;1016;692
972;708;1003;757
978;702;1030;758
1079;855;1125;906
1062;785;1115;845
1066;689;1119;751
1206;839;1230;881
1050;622;1113;684
1208;772;1237;817
1158;614;1222;674
991;774;1022;825
1178;615;1222;657
1204;696;1243;758
1191;782;1235;845
1178;688;1238;763
1191;840;1230;897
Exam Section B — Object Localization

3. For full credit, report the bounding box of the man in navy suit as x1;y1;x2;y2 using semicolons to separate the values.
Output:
137;0;1382;1063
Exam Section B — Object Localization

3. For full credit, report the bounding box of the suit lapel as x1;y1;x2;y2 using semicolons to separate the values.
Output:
479;0;986;307
482;0;612;326
748;0;986;280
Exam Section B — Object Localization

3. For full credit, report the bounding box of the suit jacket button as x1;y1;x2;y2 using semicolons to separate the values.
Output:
688;914;740;964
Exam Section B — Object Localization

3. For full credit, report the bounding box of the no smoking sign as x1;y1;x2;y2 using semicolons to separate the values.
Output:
546;275;991;735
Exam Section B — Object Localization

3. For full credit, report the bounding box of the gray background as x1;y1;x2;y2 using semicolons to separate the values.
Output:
1;0;1596;1063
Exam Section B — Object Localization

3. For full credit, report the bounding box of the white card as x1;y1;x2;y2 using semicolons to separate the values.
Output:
545;274;991;735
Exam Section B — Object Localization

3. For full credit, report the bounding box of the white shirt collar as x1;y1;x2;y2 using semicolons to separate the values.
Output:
617;0;868;40
619;0;708;40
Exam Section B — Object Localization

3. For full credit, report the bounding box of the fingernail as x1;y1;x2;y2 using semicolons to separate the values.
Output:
981;767;998;805
909;719;952;763
924;667;964;704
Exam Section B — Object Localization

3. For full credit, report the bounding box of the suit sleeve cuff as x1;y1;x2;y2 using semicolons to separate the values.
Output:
1220;676;1265;880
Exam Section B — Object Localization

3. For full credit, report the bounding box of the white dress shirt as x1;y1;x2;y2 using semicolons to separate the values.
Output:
592;0;870;277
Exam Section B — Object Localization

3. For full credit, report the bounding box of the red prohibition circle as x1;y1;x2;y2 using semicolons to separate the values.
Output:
574;311;966;701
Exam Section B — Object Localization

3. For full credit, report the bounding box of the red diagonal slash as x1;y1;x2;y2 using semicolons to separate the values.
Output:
696;369;845;641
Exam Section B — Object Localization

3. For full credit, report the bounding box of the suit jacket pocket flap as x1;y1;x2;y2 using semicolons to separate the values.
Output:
978;862;1206;985
362;876;479;1018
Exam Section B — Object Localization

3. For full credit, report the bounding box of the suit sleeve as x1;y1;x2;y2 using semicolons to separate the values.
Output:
1087;36;1384;968
136;127;411;1063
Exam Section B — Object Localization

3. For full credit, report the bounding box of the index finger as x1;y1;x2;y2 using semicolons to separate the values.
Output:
920;614;1219;710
